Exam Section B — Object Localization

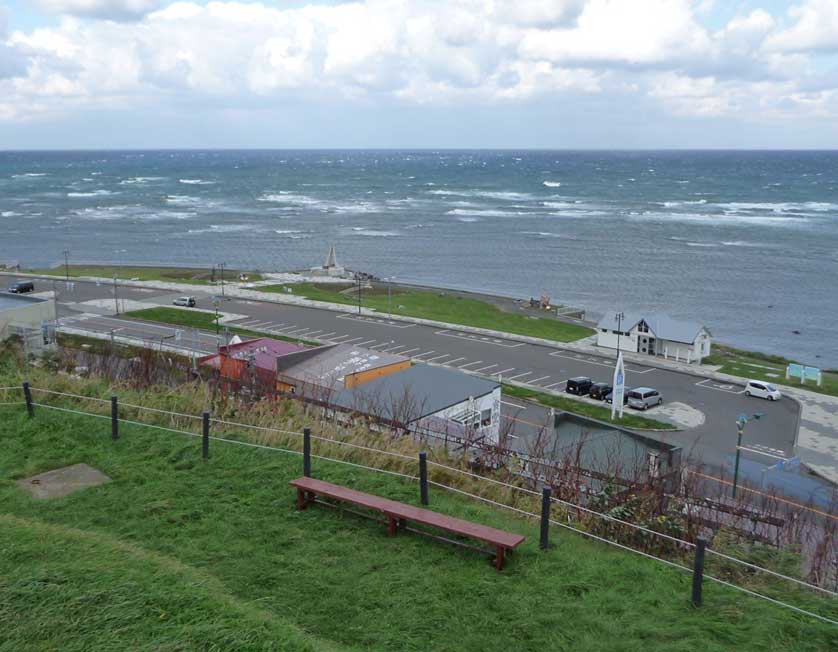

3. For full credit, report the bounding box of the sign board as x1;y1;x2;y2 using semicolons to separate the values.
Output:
787;363;804;379
611;352;625;420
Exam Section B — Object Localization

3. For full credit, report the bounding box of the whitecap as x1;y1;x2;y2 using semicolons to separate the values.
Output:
542;181;562;188
349;228;399;237
179;179;215;185
1;211;21;217
12;173;46;178
447;208;530;218
429;189;535;201
660;200;707;207
67;190;116;198
120;176;166;185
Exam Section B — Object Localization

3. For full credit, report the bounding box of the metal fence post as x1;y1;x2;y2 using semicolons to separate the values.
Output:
419;451;429;505
540;486;551;549
22;381;33;418
202;411;210;460
303;428;311;477
691;537;707;606
111;395;119;440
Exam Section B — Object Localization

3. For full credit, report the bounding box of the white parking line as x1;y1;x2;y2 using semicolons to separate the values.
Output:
458;361;484;369
273;324;302;333
336;314;414;328
412;350;436;360
474;363;498;373
445;357;466;366
738;446;789;461
380;344;407;353
357;339;377;347
285;327;315;335
530;375;550;384
341;337;364;344
434;329;525;348
426;353;452;362
329;334;351;342
548;351;655;374
509;371;533;381
496;367;515;376
400;347;420;355
544;381;566;389
695;378;746;394
319;332;336;339
301;329;323;336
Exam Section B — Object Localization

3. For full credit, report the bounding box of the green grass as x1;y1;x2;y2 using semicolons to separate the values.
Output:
503;384;676;431
122;307;318;346
0;406;835;652
28;265;263;285
261;283;595;343
704;344;838;398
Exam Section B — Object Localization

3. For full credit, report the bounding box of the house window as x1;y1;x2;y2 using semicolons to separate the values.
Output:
637;321;649;333
480;408;492;427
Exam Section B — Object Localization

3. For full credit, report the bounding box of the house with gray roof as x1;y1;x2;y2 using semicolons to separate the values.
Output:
596;312;711;363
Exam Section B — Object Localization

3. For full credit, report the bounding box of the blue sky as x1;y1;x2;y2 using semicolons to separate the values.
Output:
1;0;837;149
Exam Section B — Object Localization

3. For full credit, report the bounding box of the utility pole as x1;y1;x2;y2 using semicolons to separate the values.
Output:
113;273;119;315
357;274;362;315
62;248;70;281
219;262;226;297
615;311;624;356
386;277;393;321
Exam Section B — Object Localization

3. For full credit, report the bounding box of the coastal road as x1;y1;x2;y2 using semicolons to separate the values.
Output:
3;274;801;473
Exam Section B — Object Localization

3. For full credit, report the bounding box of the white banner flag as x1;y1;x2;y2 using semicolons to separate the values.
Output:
611;351;625;420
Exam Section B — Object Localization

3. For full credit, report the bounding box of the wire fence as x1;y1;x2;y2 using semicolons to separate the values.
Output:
1;383;836;625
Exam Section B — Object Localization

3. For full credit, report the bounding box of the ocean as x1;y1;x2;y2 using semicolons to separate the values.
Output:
1;150;836;366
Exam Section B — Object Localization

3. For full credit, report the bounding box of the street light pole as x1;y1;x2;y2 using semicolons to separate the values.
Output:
62;248;70;281
219;262;226;297
732;412;763;498
387;277;392;321
615;311;624;356
357;275;362;315
113;273;119;315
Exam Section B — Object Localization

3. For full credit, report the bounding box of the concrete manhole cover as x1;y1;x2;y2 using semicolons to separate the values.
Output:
16;463;111;500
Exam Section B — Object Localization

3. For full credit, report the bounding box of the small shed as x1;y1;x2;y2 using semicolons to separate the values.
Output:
596;312;711;363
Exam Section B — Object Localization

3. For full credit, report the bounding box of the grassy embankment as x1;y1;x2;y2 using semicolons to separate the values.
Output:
503;384;675;431
705;344;838;398
260;282;595;343
0;396;835;651
27;265;263;285
122;307;318;346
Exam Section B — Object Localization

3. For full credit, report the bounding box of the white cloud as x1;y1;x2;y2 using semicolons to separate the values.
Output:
766;0;838;52
0;0;837;129
33;0;166;21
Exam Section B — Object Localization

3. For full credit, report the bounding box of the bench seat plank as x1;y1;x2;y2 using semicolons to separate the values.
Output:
290;477;524;551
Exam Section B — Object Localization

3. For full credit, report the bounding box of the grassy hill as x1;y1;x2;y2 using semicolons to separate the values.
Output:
0;400;835;652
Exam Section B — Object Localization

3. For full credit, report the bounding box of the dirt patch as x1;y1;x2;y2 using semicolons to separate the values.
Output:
16;463;111;500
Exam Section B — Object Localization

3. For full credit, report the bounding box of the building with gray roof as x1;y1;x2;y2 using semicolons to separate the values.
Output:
596;312;711;363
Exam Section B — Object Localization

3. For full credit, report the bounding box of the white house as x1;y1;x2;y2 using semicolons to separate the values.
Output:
596;312;711;364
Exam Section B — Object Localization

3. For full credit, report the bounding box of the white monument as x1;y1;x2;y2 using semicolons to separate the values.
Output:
310;244;346;277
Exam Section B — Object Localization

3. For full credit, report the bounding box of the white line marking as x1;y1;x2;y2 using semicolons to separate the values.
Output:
400;347;420;355
530;375;550;384
474;363;498;373
445;357;466;366
548;351;655;374
273;325;302;333
426;353;452;362
509;371;533;381
319;332;336;339
357;339;377;347
412;350;436;360
329;334;351;342
496;367;515;376
738;446;789;461
695;378;746;394
544;381;566;389
341;336;364;344
500;400;527;410
336;314;414;328
300;329;323;336
458;361;484;369
380;344;407;353
434;329;525;348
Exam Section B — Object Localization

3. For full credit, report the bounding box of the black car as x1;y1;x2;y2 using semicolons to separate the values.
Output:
589;382;613;400
8;280;34;294
566;377;593;396
605;387;632;405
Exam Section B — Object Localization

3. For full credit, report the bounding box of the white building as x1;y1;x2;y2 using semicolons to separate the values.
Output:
596;312;711;364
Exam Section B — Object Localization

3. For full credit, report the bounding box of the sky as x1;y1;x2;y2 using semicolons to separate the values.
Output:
0;0;837;149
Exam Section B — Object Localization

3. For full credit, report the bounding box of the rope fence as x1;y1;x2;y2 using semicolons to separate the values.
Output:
3;383;836;626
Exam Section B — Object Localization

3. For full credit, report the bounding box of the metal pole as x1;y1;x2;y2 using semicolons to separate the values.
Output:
220;263;225;296
732;428;743;498
202;411;210;459
357;276;362;315
23;381;33;418
616;311;624;356
691;537;707;606
111;395;119;440
215;307;219;335
540;486;551;549
63;248;69;281
113;273;119;315
303;428;311;477
419;451;429;505
388;280;392;321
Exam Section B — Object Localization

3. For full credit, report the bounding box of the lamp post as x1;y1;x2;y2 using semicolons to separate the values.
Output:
212;296;220;335
218;262;226;297
385;276;394;322
615;311;625;356
356;274;362;315
62;248;70;281
732;412;763;498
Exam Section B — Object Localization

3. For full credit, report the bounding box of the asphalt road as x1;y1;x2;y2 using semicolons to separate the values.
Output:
3;274;800;472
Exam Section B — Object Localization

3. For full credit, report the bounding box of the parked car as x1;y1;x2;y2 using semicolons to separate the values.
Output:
627;387;663;410
172;296;196;307
566;377;593;396
7;280;34;294
745;380;781;401
605;387;631;405
588;382;613;401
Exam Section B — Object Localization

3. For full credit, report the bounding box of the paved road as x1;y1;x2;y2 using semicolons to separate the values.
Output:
3;274;800;472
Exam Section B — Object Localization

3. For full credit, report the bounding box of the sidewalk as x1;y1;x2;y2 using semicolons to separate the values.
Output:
30;271;838;486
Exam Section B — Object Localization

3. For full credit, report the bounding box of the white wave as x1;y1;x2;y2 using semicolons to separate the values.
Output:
429;189;535;201
1;211;21;217
548;210;607;218
714;201;838;213
447;208;529;218
179;179;215;185
67;189;115;198
685;242;719;248
660;200;707;207
720;240;774;248
457;217;479;223
630;211;810;227
331;203;380;214
274;229;305;235
120;176;166;185
143;211;193;221
259;192;321;206
542;181;562;188
349;228;399;237
543;201;583;209
11;173;46;178
520;231;573;239
187;224;251;234
166;195;200;205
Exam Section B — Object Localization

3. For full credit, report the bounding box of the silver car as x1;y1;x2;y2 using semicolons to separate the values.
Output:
627;387;662;410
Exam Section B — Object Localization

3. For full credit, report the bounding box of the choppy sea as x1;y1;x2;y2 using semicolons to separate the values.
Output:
1;150;836;366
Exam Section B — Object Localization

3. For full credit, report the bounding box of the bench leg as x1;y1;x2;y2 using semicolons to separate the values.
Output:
388;516;398;537
495;546;505;571
296;487;306;511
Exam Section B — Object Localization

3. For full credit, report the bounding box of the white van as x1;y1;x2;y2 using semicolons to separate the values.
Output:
745;380;781;401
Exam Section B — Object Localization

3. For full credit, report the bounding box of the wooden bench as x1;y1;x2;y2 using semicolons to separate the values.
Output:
290;477;525;570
